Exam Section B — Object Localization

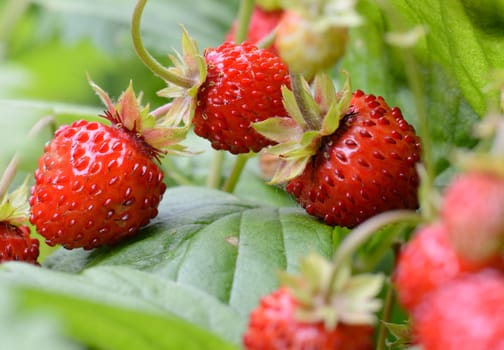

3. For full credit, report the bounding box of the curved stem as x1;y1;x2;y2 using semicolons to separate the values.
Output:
332;210;421;268
222;153;252;193
234;0;255;43
131;0;193;88
0;115;55;199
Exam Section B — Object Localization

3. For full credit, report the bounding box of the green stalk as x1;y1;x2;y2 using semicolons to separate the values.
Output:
327;210;422;299
207;151;225;188
376;279;396;350
131;0;193;88
0;0;30;58
234;0;255;43
0;116;55;199
210;0;255;192
222;153;251;193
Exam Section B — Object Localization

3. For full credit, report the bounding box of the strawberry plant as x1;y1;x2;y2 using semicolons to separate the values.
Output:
0;0;503;349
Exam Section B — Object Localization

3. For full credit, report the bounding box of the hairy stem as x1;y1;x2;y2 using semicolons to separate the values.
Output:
131;0;193;88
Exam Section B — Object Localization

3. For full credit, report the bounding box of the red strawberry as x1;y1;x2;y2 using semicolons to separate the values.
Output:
284;89;421;228
192;41;290;154
393;223;504;312
243;287;374;350
28;82;184;250
0;223;39;264
132;8;290;155
441;171;504;265
225;5;283;54
413;269;504;350
0;181;39;264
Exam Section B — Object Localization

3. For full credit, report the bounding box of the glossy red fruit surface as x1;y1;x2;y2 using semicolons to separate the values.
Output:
0;223;39;264
243;288;374;350
194;41;290;154
286;90;421;228
30;120;166;249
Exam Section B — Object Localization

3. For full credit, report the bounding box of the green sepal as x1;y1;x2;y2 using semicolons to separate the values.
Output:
320;71;352;136
281;86;308;129
279;253;384;330
0;178;29;226
255;72;353;184
252;117;304;144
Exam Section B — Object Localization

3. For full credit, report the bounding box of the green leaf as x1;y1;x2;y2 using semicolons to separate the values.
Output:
43;186;336;317
0;287;81;350
389;0;504;116
0;262;243;347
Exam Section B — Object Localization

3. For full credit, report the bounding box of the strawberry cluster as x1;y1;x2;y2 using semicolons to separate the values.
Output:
393;169;504;348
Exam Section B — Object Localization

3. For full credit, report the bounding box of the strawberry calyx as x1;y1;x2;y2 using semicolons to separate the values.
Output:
279;252;384;330
0;179;30;227
89;79;190;159
131;0;206;131
253;72;352;183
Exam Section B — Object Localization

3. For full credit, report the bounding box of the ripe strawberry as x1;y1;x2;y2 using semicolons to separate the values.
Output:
243;288;374;350
133;8;290;155
0;224;39;264
285;89;421;228
192;41;290;154
413;269;504;350
243;254;383;350
441;171;504;265
225;5;283;54
29;82;184;250
0;181;39;264
393;223;504;312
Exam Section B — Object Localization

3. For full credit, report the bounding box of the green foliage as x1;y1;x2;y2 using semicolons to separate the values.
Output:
0;0;503;348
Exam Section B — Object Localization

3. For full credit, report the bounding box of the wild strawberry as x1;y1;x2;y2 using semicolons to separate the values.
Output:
192;41;290;154
255;75;421;228
441;171;504;265
131;10;290;155
225;5;283;54
393;223;504;312
243;253;383;350
29;82;185;250
413;269;504;350
0;183;39;264
243;288;374;350
274;1;361;80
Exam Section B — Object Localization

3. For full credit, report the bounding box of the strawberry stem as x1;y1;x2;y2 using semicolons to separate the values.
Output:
234;0;255;43
222;153;253;193
207;151;225;189
131;0;194;89
376;279;397;350
327;210;422;300
290;73;322;130
0;115;55;199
